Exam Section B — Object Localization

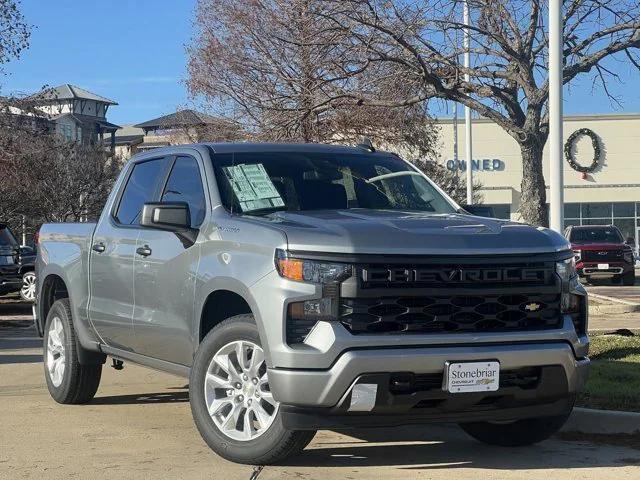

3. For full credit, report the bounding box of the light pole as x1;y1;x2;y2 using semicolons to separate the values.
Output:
549;0;564;232
453;102;458;166
463;0;473;205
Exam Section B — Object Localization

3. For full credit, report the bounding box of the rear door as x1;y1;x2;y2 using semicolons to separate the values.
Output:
88;157;168;350
132;154;207;365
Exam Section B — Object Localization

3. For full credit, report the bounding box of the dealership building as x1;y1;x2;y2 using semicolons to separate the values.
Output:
438;113;640;252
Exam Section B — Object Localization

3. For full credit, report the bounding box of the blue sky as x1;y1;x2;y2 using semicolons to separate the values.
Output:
1;1;639;126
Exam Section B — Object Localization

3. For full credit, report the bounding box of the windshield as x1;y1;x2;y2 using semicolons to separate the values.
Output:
211;151;456;216
569;227;623;244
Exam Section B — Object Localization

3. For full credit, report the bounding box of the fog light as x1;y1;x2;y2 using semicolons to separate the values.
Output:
561;293;580;313
288;298;335;320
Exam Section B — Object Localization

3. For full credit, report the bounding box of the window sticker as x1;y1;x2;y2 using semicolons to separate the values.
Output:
223;163;285;212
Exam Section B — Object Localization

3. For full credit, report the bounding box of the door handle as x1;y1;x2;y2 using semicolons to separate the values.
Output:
91;242;106;253
136;245;152;257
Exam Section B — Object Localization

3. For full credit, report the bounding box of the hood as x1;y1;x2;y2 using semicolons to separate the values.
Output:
264;210;570;256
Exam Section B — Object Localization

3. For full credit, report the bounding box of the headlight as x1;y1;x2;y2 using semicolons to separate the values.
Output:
275;249;352;283
573;249;581;262
556;257;577;282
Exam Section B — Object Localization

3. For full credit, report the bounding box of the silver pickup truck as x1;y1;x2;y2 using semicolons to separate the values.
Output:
35;143;589;465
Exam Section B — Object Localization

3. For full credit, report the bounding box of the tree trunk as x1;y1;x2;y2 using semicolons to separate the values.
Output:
518;137;548;227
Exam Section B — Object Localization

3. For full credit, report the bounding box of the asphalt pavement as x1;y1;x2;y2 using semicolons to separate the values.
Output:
1;298;639;479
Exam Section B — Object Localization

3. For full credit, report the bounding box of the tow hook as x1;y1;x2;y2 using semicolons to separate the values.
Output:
111;359;124;370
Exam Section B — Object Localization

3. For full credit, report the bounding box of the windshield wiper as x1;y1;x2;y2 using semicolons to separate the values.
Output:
365;171;422;184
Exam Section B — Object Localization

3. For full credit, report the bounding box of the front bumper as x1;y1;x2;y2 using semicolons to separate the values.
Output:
577;261;633;277
269;341;588;407
270;341;589;429
0;275;21;293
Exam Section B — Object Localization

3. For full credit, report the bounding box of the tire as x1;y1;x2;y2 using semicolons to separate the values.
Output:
19;271;36;303
622;270;636;286
189;314;315;465
43;299;102;404
459;413;571;447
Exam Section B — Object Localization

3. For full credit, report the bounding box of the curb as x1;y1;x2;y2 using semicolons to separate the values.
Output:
588;292;640;314
562;407;640;435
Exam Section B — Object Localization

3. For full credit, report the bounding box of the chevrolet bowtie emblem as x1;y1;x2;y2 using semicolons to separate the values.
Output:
525;303;541;312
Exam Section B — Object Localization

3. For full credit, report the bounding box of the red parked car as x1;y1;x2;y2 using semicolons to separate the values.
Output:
565;225;636;286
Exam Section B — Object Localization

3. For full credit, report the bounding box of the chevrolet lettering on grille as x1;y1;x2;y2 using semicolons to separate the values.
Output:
362;267;550;284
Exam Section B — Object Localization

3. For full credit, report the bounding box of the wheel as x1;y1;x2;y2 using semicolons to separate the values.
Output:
459;413;571;447
20;271;36;302
43;299;102;404
189;314;315;465
621;270;636;286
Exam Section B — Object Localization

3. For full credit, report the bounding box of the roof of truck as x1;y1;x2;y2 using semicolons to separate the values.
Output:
204;142;384;155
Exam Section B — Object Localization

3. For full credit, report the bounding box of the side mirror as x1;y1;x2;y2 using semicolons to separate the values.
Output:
141;202;191;231
626;237;635;245
461;205;495;218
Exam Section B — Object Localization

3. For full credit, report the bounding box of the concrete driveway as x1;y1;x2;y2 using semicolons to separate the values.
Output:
1;300;639;480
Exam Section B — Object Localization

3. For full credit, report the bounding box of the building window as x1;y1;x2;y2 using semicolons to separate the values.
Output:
59;124;73;141
582;203;612;218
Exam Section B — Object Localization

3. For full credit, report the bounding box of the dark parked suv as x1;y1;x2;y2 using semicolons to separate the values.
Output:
0;223;36;301
565;225;635;286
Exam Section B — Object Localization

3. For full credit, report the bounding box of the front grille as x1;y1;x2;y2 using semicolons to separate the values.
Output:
581;250;623;262
359;262;554;289
340;294;562;334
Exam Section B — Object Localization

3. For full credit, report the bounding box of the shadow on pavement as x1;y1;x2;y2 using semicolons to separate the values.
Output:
281;425;640;470
91;391;189;405
0;353;42;364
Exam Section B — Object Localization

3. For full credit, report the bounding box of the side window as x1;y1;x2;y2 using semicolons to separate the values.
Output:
115;158;165;225
161;156;206;227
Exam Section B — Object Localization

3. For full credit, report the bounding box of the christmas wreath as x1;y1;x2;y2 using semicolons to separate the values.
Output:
564;128;600;173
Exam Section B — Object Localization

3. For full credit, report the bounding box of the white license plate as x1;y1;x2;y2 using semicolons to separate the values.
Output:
443;361;500;393
597;263;610;270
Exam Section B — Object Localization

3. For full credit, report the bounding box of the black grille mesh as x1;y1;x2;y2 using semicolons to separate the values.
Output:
340;294;562;334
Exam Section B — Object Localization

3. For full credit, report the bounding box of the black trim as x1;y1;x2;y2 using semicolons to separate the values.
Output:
286;250;574;264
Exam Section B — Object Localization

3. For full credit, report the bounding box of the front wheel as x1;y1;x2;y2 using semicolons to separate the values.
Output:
20;271;36;302
189;314;315;465
459;413;571;447
621;270;636;286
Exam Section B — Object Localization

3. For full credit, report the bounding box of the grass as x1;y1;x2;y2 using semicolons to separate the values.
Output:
576;333;640;412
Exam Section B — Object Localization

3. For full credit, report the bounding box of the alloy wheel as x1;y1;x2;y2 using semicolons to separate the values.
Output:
46;316;66;387
204;340;278;441
20;272;36;302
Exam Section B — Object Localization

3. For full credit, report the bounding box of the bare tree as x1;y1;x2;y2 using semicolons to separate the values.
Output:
0;0;29;76
188;0;475;202
0;104;120;239
316;0;640;226
187;0;436;147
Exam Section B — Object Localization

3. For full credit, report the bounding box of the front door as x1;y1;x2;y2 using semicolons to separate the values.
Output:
132;155;207;365
88;157;168;350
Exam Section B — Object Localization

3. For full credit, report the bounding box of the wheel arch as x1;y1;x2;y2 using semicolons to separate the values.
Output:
38;271;105;365
196;279;269;363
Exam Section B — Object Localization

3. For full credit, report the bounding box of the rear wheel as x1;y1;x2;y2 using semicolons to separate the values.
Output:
459;413;570;447
189;314;315;464
43;299;102;404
